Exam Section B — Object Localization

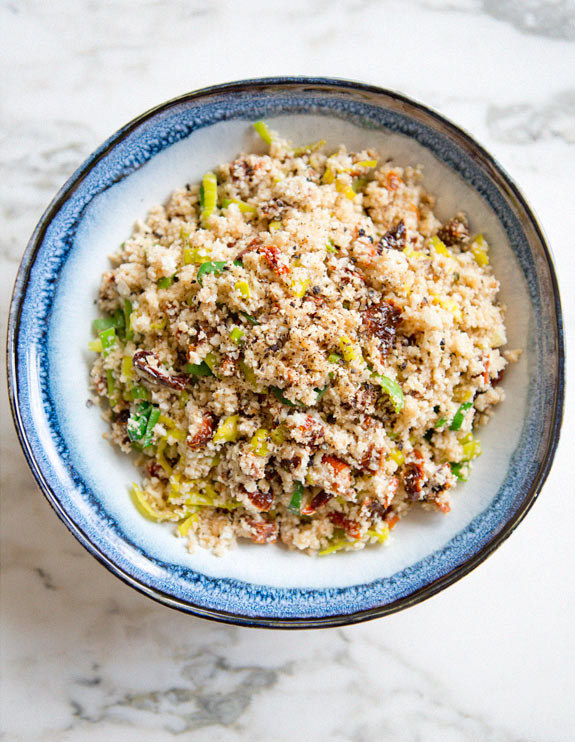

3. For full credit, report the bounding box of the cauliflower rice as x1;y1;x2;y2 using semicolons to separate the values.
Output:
89;122;517;556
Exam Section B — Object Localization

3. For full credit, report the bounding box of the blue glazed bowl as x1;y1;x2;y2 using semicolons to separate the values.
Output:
7;78;564;627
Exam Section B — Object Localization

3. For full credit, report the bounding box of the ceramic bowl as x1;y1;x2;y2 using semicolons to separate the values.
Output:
7;78;565;628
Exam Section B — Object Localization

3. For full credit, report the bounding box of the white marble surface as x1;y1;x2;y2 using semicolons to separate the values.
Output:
1;1;574;740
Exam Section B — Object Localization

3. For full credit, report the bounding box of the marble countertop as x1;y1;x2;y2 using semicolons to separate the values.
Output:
1;1;574;739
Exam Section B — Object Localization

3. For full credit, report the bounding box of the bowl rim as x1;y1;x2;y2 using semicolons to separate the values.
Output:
6;76;565;629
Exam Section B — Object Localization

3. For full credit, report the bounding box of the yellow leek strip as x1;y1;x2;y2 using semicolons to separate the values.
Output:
367;524;390;544
211;453;221;469
177;513;198;537
268;220;282;232
253;120;273;145
88;339;103;353
222;197;257;214
250;428;270;457
121;355;133;381
319;539;353;556
200;172;218;227
403;245;425;260
430;293;462;323
213;414;239;444
461;433;482;460
453;385;473;403
239;360;259;388
290;278;310;298
235;280;250;298
156;440;173;475
183;245;211;265
322;166;335;184
470;234;489;267
429;235;451;258
339;335;363;367
203;482;218;500
354;159;378;168
335;177;356;200
158;414;187;442
388;447;405;467
150;317;167;331
270;425;287;445
131;483;168;522
186;491;215;507
292;139;326;157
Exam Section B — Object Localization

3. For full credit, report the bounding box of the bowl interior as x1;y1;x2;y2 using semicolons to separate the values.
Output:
11;81;562;623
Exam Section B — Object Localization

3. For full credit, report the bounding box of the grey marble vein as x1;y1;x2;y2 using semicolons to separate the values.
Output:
487;89;575;144
482;0;575;41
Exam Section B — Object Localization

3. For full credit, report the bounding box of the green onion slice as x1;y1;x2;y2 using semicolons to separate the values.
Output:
450;461;470;481
371;373;404;413
239;310;260;325
450;402;473;431
196;261;227;286
99;327;117;358
184;361;214;378
288;482;304;514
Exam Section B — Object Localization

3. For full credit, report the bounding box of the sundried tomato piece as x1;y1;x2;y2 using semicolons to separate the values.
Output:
328;511;361;539
437;214;470;246
362;301;401;355
133;350;187;390
301;491;334;516
403;461;425;500
187;412;215;449
244;518;278;544
260;243;290;276
247;490;274;512
322;455;350;475
378;220;406;252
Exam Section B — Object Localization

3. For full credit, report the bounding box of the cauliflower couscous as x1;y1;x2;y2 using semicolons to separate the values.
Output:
89;122;517;556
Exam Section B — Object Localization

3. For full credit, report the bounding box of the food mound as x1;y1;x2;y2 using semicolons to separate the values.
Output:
89;122;517;556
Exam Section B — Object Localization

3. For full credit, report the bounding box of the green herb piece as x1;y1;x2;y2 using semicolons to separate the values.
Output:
371;373;404;413
131;384;149;401
93;307;125;337
99;327;117;358
157;275;174;289
328;353;342;364
270;386;300;407
315;385;329;401
196;261;227;286
450;461;470;481
239;310;260;325
184;361;214;378
127;402;152;442
326;238;336;254
288;482;304;514
450;402;473;431
233;259;243;267
253;120;273;145
434;417;447;429
141;406;160;448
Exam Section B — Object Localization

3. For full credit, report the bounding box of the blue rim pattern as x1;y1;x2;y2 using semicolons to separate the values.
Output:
7;78;565;627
